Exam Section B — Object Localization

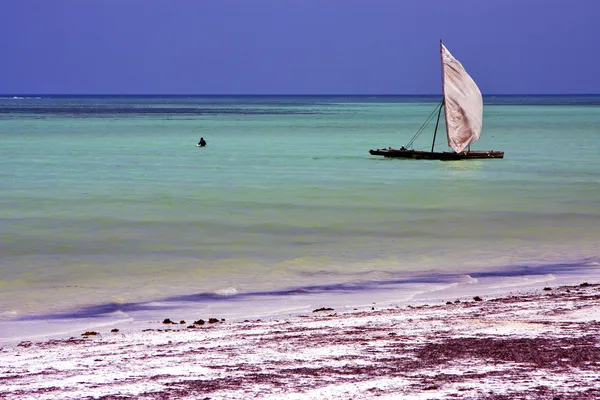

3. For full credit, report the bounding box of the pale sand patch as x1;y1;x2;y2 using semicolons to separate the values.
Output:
1;283;599;399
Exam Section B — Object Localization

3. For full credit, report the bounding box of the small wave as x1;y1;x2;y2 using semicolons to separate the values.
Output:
214;287;238;296
457;275;478;284
107;310;130;319
0;310;18;318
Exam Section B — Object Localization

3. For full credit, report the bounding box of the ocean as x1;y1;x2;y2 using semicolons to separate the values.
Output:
1;95;599;341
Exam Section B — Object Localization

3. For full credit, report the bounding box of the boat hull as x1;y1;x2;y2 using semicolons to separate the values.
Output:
369;148;504;160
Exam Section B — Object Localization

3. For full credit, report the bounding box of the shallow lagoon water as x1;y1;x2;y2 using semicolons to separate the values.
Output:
1;95;599;340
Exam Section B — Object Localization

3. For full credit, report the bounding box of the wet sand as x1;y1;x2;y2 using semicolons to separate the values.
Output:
1;282;599;399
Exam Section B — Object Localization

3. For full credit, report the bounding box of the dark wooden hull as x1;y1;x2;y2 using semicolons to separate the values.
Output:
369;148;504;160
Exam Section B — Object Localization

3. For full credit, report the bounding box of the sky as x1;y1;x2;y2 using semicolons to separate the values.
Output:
1;0;599;95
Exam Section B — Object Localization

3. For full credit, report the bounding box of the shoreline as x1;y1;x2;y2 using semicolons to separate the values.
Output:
2;260;599;346
3;260;599;346
2;281;599;399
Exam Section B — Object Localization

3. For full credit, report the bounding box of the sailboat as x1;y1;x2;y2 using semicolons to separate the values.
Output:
369;41;504;160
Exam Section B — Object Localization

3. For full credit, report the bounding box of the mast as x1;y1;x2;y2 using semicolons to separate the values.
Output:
431;100;443;152
439;39;451;152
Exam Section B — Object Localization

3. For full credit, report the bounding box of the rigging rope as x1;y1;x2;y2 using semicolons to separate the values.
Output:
405;100;443;149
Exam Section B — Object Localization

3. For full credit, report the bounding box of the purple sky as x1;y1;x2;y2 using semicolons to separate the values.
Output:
1;0;598;95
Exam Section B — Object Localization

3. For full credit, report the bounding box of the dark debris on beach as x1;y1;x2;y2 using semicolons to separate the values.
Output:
2;283;600;399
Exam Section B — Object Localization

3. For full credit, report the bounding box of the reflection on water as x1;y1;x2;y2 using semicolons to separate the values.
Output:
441;159;484;173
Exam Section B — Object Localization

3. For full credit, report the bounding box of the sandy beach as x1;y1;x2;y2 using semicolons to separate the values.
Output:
1;282;599;399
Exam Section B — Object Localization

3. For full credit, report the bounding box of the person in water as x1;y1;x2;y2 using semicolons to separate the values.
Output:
198;137;207;147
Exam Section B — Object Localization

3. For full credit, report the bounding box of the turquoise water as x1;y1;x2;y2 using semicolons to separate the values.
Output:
1;95;600;319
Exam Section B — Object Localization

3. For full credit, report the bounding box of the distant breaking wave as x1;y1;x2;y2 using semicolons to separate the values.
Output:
0;106;324;117
2;95;600;118
0;96;43;100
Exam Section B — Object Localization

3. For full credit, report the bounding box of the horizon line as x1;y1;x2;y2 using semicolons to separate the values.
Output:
2;93;600;97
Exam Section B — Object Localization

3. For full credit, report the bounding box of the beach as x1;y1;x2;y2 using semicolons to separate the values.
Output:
1;282;599;399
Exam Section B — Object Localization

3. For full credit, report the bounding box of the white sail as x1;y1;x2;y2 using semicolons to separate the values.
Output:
441;43;483;153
